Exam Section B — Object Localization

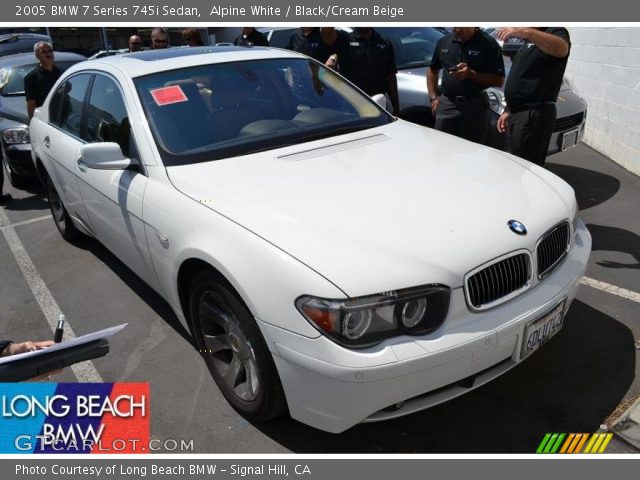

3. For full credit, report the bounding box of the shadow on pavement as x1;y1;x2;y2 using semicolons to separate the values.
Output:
253;300;635;453
587;224;640;270
2;185;49;212
546;163;620;211
69;236;194;347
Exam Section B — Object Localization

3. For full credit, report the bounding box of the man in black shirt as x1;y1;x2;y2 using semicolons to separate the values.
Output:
24;41;61;120
496;27;571;166
428;27;505;144
233;28;269;47
287;28;326;62
339;27;399;115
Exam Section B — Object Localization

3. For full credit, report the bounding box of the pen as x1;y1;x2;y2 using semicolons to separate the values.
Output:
54;315;65;343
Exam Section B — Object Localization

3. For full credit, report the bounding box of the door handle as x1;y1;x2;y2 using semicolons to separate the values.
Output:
44;136;50;148
76;158;87;173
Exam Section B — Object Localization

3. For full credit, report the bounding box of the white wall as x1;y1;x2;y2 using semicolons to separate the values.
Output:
566;27;640;175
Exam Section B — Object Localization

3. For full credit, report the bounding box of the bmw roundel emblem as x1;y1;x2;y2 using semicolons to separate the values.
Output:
508;220;527;236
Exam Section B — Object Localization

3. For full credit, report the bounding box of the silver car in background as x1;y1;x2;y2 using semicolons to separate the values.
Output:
376;26;588;155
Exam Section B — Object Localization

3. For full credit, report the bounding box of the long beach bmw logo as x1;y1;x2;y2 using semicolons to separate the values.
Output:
508;220;527;235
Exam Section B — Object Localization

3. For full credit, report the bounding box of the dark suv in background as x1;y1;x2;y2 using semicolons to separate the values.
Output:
0;51;85;187
0;33;52;57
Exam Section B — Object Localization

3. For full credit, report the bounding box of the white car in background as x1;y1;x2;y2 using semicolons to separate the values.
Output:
30;46;591;433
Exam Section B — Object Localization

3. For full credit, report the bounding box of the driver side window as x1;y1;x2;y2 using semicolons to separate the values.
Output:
85;75;133;158
50;74;91;138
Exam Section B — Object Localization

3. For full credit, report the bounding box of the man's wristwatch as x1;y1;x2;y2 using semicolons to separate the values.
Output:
429;96;438;102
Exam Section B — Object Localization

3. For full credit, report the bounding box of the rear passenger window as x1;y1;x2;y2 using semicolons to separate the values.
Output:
50;74;91;137
86;75;132;157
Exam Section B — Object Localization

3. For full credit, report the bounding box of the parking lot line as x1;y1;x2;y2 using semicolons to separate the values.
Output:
0;214;51;231
581;277;640;304
0;207;102;382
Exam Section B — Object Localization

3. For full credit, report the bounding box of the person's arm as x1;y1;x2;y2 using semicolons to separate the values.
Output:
496;27;569;58
386;73;400;116
427;67;440;115
451;65;504;88
24;73;37;119
27;99;37;120
384;41;400;116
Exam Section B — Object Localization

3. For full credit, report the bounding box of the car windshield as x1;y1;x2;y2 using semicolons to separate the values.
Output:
376;27;444;70
135;58;393;166
0;60;79;96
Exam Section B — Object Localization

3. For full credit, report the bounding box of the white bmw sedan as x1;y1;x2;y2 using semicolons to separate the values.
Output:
30;47;591;433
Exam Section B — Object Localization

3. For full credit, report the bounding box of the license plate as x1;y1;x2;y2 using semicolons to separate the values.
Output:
520;301;565;360
561;128;580;151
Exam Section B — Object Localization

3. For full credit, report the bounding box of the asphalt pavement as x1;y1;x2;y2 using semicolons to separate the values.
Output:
1;142;639;453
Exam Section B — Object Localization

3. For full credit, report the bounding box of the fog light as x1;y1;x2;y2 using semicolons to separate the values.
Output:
342;310;372;340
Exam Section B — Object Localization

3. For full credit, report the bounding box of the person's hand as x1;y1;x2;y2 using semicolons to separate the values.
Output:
497;111;510;133
0;340;54;356
496;27;528;42
1;340;61;381
430;97;439;116
325;54;338;70
451;62;472;80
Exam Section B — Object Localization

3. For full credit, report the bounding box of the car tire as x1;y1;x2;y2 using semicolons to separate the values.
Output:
2;155;26;189
189;271;286;421
45;174;82;241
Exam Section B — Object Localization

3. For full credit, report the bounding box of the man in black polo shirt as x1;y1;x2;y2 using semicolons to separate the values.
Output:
24;41;61;120
428;27;505;144
496;27;571;166
233;28;269;47
339;27;400;116
287;28;325;62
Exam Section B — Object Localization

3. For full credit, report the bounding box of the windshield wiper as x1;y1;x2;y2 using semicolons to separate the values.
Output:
1;91;25;97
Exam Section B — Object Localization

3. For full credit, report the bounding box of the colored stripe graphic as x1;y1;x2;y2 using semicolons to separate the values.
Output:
536;433;552;453
598;433;613;453
537;433;612;454
559;433;575;453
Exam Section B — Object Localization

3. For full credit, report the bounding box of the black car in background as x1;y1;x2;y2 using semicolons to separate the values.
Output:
0;33;52;57
0;51;85;187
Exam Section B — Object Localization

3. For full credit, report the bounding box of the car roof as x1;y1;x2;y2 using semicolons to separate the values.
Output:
81;46;304;78
0;51;86;68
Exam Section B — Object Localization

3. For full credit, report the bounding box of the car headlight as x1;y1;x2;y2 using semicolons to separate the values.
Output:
486;89;506;116
296;285;451;348
2;128;30;145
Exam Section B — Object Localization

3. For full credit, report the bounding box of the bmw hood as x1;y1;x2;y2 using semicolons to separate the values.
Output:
167;121;575;297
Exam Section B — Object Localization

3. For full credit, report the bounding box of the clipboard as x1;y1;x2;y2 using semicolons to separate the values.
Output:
0;323;127;382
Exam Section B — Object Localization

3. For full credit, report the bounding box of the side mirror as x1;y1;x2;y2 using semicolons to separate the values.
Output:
371;93;388;111
79;142;136;170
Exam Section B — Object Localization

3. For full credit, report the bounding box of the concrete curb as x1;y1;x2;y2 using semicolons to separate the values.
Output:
609;396;640;452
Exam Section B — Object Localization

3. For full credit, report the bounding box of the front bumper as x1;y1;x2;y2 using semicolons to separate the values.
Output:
2;142;36;177
260;220;591;433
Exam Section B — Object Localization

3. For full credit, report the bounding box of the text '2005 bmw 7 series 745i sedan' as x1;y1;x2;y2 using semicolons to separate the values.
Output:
30;46;591;433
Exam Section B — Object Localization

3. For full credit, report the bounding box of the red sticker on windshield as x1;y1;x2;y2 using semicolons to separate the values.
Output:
150;85;188;106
